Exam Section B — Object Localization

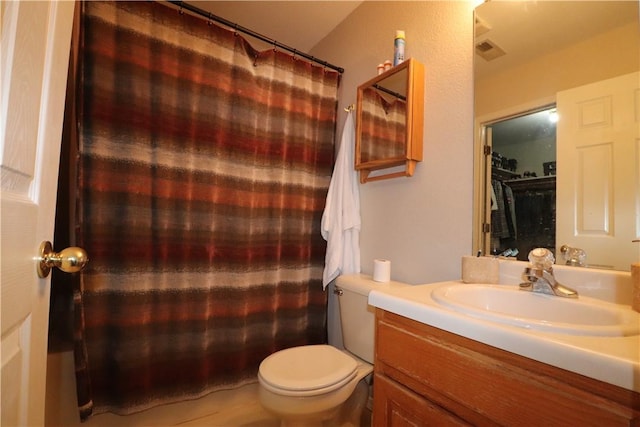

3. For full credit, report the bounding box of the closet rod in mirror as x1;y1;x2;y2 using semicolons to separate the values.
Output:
165;1;345;73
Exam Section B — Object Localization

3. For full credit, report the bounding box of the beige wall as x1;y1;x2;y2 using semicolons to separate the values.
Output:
312;1;475;286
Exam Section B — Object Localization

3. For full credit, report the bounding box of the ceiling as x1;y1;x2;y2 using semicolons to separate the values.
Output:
191;1;363;52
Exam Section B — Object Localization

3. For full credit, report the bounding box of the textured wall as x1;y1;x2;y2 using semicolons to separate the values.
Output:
312;1;475;285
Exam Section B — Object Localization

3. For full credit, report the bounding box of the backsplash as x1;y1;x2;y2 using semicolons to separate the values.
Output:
497;258;633;305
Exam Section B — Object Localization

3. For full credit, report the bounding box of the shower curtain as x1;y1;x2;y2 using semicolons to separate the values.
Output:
359;87;407;162
72;1;339;419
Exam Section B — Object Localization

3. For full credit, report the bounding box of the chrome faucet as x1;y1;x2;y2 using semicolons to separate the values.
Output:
519;248;578;298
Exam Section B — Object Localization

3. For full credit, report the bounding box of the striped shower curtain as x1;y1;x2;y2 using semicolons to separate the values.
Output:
359;87;407;162
73;1;339;419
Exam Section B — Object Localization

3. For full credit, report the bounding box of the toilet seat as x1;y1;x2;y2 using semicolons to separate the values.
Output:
258;345;358;397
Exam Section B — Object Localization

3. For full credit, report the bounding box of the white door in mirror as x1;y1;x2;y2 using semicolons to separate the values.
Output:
556;72;640;271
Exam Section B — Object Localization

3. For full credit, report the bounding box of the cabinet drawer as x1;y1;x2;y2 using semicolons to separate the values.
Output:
375;310;639;426
373;373;471;427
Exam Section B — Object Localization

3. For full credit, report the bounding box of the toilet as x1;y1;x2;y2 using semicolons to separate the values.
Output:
258;274;399;426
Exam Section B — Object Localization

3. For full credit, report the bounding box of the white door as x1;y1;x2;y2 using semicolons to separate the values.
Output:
556;72;640;270
1;2;74;426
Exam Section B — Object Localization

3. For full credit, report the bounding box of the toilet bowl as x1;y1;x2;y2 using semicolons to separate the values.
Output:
257;274;405;426
258;345;372;425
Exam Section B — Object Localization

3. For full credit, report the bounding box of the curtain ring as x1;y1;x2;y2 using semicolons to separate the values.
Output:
272;40;277;52
178;3;184;15
310;56;322;71
233;23;239;36
292;49;297;61
207;12;213;26
253;53;259;67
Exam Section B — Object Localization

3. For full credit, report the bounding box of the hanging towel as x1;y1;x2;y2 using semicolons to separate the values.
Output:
491;180;510;239
321;113;361;289
490;182;498;211
502;184;517;239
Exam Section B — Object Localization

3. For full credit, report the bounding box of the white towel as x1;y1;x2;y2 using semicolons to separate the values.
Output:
321;113;361;289
491;182;498;211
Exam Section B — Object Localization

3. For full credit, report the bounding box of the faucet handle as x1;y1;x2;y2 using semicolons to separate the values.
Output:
560;244;586;267
528;248;555;270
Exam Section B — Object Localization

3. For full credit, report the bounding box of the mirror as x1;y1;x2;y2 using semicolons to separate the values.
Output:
473;1;639;271
356;58;424;183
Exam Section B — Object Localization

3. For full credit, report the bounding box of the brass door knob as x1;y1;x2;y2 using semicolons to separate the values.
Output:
37;241;89;278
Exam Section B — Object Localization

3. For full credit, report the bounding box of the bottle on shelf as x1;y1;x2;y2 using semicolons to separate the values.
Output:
394;30;405;66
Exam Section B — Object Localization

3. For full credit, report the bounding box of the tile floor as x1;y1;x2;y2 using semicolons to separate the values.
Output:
83;379;372;427
46;349;372;426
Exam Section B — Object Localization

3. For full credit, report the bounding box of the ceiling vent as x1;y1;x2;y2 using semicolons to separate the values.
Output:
475;39;506;61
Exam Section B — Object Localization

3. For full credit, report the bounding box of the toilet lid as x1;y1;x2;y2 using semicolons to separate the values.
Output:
258;345;358;397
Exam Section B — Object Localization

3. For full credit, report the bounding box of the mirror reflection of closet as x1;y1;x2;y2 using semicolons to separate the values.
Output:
485;106;557;260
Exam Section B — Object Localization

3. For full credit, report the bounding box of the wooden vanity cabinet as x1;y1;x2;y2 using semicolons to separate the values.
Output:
373;309;640;426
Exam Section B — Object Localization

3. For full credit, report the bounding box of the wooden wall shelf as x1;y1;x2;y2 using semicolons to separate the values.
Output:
355;59;425;184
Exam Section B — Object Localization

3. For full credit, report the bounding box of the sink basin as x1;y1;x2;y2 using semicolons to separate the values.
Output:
431;284;640;336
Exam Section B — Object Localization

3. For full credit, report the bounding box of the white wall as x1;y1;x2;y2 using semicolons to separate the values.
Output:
312;1;475;285
494;136;556;178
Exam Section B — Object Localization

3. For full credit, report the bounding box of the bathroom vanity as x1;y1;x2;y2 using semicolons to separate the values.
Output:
373;309;639;426
369;263;640;426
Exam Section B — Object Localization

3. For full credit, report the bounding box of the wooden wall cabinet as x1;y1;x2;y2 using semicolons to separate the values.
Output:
355;59;424;184
373;309;640;426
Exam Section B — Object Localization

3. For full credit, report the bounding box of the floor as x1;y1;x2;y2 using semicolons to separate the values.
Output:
80;380;372;427
46;351;372;426
79;384;279;427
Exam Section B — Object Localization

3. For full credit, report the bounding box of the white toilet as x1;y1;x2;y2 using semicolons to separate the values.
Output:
258;274;396;426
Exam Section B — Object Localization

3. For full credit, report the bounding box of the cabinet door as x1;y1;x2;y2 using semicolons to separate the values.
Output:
373;373;470;427
375;310;640;426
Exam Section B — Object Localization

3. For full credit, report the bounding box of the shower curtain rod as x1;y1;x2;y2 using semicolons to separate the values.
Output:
165;1;345;74
373;83;407;101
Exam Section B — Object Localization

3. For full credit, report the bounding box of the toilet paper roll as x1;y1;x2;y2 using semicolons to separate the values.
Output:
632;263;640;313
373;259;391;282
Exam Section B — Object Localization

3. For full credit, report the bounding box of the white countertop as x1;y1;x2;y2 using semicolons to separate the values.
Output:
369;279;640;393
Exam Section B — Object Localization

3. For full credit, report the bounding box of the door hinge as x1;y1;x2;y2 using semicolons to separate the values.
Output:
483;145;492;156
482;223;491;233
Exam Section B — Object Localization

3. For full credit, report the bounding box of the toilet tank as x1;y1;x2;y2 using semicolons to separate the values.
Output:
336;274;407;364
